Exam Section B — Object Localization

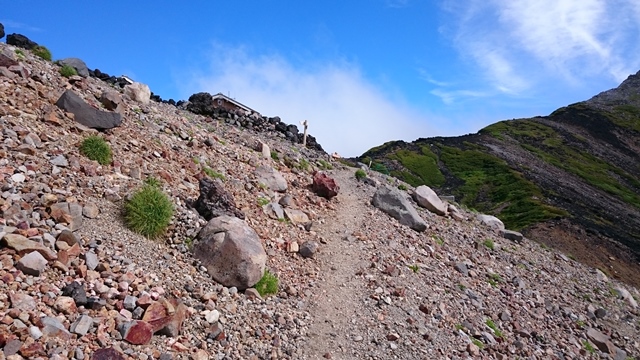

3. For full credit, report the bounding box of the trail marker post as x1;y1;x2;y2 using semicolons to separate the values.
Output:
300;120;308;146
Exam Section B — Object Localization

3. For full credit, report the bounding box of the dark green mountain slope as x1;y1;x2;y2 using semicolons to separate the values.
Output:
358;71;640;285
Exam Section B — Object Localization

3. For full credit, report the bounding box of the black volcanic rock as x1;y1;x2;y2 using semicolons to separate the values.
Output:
55;90;122;130
6;33;38;49
0;23;4;39
187;92;216;116
193;177;245;220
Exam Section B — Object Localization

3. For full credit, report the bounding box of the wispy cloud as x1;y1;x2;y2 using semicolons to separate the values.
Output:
418;69;452;87
0;20;42;33
181;44;439;156
430;89;488;105
385;0;410;8
438;0;640;98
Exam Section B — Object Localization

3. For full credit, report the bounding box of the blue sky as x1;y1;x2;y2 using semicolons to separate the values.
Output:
4;1;640;156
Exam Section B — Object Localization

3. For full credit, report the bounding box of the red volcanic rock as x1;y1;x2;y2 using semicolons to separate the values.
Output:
312;172;339;200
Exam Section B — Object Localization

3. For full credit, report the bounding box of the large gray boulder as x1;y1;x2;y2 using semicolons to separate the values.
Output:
371;186;427;232
254;166;287;192
55;90;122;130
124;82;151;105
194;216;266;290
412;185;447;215
59;58;89;77
477;214;505;230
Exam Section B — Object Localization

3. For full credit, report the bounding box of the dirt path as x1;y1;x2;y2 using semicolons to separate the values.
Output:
304;169;373;359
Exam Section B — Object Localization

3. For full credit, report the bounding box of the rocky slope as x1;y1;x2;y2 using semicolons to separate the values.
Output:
358;72;640;289
0;40;639;360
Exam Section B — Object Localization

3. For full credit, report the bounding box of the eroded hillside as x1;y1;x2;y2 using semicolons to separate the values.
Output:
359;72;640;289
0;39;639;360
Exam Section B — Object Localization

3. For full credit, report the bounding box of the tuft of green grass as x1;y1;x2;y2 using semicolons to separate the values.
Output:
487;273;503;287
458;284;466;291
124;182;174;239
14;49;25;58
485;319;503;338
79;136;112;165
398;184;408;191
318;159;333;170
144;176;162;188
270;150;279;160
433;235;444;246
59;64;77;78
355;169;367;180
254;269;279;297
32;45;52;61
471;338;484;349
296;158;310;171
482;239;495;250
257;197;270;206
583;340;596;354
203;167;225;181
408;264;419;273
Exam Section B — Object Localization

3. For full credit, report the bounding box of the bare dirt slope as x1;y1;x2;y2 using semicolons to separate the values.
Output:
304;169;373;359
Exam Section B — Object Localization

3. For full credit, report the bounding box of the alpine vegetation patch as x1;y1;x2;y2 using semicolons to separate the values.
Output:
124;179;174;239
32;45;52;61
79;135;112;165
254;269;279;297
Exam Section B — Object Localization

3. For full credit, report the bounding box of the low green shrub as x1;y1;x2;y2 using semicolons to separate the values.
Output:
297;158;310;171
482;239;495;250
124;181;174;239
79;136;112;165
254;269;279;297
398;184;408;191
355;169;367;180
59;64;77;78
32;45;52;61
485;319;503;338
203;167;225;180
318;159;333;170
270;150;279;160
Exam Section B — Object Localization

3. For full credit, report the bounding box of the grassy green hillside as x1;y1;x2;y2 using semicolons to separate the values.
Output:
357;79;640;258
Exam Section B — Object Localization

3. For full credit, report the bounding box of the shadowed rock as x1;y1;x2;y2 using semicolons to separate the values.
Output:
372;186;427;232
55;90;122;130
194;177;245;220
6;33;37;49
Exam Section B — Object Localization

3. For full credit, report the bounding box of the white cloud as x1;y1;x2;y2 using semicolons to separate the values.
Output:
437;0;640;98
0;20;42;33
182;44;438;157
430;89;488;105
